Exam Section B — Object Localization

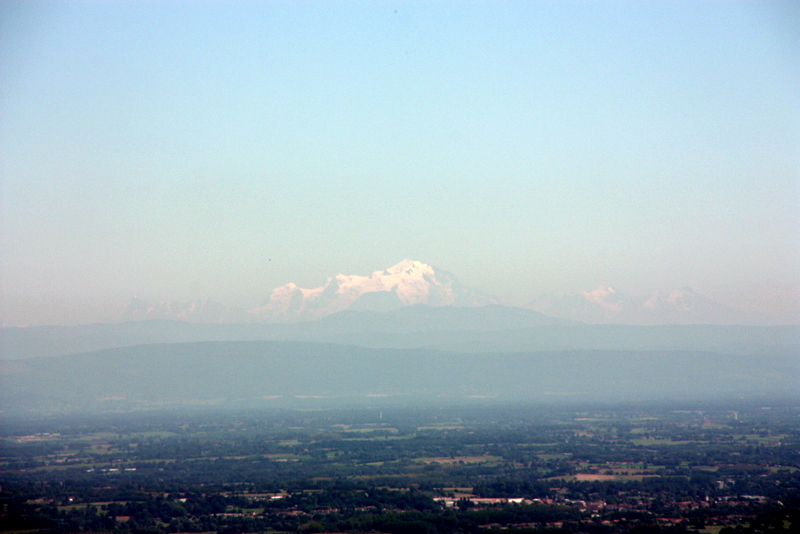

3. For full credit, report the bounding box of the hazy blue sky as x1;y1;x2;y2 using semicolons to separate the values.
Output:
2;1;799;325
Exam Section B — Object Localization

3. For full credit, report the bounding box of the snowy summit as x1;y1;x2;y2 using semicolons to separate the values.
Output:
253;259;498;321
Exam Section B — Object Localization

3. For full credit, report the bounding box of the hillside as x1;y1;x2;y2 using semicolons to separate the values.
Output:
3;340;796;414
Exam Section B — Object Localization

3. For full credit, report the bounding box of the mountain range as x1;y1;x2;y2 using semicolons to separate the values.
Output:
122;259;497;323
121;259;771;325
6;260;797;414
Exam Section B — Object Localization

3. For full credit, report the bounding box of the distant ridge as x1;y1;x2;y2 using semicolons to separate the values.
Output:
528;286;770;325
124;297;256;323
3;307;798;360
309;304;574;333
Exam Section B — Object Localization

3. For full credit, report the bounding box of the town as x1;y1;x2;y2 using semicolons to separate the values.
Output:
2;400;799;533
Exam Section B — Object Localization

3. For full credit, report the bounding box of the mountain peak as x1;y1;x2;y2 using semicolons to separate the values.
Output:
386;258;429;274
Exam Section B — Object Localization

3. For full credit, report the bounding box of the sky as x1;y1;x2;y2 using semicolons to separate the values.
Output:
1;1;799;326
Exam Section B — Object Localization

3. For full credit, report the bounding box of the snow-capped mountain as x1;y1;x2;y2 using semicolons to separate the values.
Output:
124;297;255;323
527;286;625;324
252;259;498;321
527;286;764;325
